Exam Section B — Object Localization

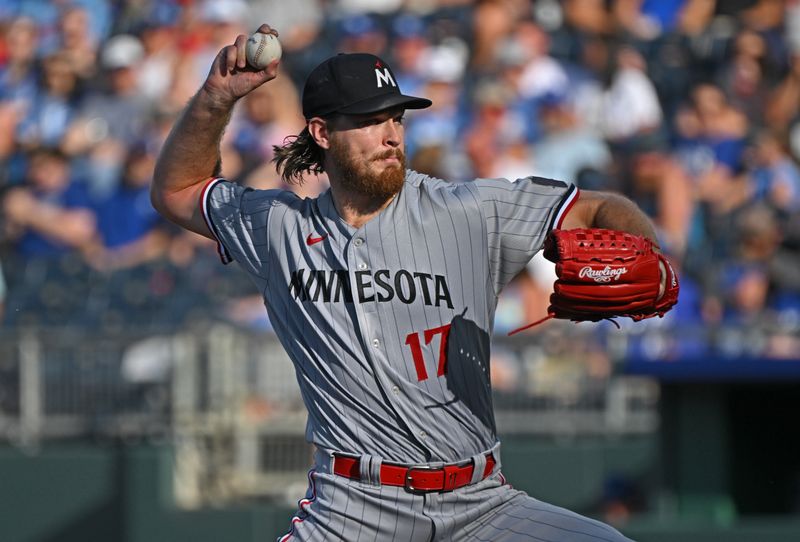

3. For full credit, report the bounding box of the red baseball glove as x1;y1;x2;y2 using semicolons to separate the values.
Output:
510;229;679;334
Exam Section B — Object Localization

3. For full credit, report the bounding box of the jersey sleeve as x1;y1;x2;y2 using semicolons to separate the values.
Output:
199;177;279;278
472;176;578;293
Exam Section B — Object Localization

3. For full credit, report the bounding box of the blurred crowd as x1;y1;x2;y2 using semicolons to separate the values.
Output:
0;0;799;357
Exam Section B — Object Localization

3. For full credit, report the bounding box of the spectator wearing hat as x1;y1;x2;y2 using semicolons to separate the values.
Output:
62;33;151;197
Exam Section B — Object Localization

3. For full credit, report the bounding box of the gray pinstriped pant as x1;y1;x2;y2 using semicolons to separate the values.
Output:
277;450;634;542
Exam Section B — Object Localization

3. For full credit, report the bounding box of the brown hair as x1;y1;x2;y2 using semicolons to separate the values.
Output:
272;127;326;185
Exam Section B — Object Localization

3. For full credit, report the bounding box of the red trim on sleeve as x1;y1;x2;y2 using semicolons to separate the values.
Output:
553;186;580;231
199;177;233;264
198;177;219;223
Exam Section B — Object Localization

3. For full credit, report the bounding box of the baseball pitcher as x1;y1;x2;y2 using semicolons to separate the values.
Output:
152;23;677;542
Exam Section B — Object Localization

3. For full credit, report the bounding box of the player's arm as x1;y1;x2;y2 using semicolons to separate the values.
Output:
560;189;660;248
151;24;279;239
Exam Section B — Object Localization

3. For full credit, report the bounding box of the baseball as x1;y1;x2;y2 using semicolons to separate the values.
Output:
246;31;282;69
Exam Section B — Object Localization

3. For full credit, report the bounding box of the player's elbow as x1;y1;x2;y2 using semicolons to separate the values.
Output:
150;181;192;226
150;180;169;214
150;183;174;222
150;179;214;239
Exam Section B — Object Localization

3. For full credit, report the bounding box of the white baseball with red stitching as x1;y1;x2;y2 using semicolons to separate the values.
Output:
245;31;282;69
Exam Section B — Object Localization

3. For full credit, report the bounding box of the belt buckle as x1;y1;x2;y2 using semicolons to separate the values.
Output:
403;464;442;494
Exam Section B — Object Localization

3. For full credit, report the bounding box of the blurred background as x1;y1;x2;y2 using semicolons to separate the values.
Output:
1;0;799;540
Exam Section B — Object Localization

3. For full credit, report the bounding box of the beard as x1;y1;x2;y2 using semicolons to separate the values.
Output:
328;140;406;201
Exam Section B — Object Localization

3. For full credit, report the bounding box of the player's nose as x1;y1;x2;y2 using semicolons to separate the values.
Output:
382;118;402;147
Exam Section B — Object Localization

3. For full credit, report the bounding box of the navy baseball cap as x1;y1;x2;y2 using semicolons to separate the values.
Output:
302;53;432;119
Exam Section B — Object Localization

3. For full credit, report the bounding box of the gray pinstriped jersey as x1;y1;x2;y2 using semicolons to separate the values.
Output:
202;170;577;464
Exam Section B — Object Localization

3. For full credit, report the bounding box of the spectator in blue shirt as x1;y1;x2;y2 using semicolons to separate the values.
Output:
1;146;96;258
86;143;169;271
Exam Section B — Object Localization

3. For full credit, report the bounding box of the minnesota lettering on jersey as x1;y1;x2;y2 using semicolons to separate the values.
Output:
290;268;454;308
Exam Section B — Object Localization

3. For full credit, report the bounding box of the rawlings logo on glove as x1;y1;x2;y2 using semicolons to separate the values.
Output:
578;266;628;282
510;228;679;334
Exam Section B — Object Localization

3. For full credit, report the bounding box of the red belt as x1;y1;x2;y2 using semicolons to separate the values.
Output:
332;453;496;493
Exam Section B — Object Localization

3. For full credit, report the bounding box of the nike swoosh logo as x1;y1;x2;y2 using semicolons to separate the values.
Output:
306;233;328;246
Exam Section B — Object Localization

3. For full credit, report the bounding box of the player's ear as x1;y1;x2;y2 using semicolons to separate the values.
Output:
307;117;332;150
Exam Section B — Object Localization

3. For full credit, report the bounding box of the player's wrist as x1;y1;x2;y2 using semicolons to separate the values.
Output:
197;85;238;112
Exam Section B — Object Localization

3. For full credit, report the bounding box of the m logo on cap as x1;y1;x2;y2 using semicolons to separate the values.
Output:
375;68;396;89
302;53;431;118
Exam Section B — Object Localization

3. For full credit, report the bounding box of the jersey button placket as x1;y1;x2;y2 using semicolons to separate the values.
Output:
351;236;367;270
